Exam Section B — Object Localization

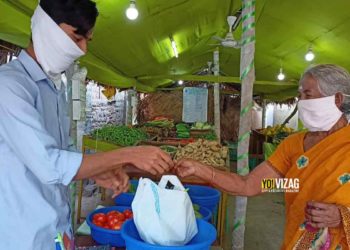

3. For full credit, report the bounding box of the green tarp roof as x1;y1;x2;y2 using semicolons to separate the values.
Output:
1;0;350;100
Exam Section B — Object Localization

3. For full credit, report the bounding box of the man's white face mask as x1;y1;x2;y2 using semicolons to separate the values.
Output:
298;95;343;132
31;5;85;80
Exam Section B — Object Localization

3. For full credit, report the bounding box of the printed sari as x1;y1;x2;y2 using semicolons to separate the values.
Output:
268;126;350;249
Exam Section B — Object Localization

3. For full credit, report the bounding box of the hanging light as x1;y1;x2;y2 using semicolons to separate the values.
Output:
171;38;179;58
178;80;184;85
305;46;315;62
126;0;139;20
277;68;285;81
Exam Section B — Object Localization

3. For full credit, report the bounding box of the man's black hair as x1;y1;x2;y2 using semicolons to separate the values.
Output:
40;0;98;36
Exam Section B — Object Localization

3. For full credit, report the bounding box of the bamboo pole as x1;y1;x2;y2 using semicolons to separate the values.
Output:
232;0;256;249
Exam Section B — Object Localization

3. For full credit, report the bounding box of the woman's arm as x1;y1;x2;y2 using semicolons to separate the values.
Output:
175;159;282;197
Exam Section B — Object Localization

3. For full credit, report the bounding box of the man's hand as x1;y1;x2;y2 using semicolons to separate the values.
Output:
92;169;129;198
305;201;342;228
124;146;174;175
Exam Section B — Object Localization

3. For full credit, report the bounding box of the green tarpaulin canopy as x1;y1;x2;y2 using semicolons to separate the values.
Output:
1;0;350;100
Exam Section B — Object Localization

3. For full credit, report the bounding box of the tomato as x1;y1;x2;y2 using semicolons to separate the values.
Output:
106;213;117;222
102;225;110;230
107;211;119;217
106;211;120;221
107;217;120;228
116;213;125;222
123;210;133;219
93;220;105;228
110;221;123;230
93;213;107;224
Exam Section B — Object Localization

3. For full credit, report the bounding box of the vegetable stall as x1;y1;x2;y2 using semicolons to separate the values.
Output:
78;122;231;247
1;0;348;249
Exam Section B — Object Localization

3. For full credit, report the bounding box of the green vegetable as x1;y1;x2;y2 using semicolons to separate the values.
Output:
191;122;213;130
160;145;178;154
193;204;200;211
145;120;174;128
128;183;137;194
177;132;190;138
91;125;147;146
197;132;217;141
176;123;190;138
194;210;203;219
193;204;203;219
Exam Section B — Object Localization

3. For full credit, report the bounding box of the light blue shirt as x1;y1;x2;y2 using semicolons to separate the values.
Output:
0;50;83;249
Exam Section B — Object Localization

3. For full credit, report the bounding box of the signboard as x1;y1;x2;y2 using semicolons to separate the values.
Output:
182;87;208;123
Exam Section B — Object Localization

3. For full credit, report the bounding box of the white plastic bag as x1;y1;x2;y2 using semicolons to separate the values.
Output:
131;175;198;246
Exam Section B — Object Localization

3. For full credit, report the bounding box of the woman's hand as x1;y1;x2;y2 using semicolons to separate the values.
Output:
92;169;130;198
305;201;342;228
175;159;203;178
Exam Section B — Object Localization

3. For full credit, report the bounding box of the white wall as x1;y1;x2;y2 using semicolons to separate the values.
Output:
251;103;263;129
264;104;298;130
265;104;275;127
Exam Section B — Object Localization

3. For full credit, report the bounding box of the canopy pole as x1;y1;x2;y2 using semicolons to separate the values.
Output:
232;0;256;249
213;49;221;143
262;98;267;128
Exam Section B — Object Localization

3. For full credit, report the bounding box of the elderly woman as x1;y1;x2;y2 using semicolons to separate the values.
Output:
176;64;350;249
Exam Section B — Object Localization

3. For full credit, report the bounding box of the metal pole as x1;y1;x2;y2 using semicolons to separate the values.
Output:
213;49;221;143
262;99;267;129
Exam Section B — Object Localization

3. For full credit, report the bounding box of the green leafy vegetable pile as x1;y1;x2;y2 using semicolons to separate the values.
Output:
91;125;148;146
176;123;190;138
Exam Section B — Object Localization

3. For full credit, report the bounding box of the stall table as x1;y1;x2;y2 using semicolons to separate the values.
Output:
77;136;229;247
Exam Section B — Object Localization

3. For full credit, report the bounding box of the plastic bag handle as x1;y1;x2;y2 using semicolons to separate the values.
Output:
150;182;161;215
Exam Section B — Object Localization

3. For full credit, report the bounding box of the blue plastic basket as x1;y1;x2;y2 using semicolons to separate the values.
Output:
121;219;216;250
86;206;131;247
185;185;221;212
114;180;139;206
198;206;212;223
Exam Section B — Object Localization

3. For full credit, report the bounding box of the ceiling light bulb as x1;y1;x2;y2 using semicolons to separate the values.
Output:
305;49;315;62
178;80;184;85
126;1;139;20
277;68;285;81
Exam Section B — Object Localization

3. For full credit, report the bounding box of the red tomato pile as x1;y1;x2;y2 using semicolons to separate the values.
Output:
92;209;133;231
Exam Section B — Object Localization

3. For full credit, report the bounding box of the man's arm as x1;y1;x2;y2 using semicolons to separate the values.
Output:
0;79;173;186
74;146;173;180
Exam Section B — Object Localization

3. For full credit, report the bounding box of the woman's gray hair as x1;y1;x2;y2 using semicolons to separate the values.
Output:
302;64;350;116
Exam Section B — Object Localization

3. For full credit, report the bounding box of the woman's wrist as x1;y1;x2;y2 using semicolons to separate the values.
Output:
195;162;214;182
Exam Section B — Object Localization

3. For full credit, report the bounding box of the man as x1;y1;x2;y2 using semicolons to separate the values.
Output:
0;0;173;249
176;65;350;249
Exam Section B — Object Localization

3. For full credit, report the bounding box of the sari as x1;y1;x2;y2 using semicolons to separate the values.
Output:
268;125;350;249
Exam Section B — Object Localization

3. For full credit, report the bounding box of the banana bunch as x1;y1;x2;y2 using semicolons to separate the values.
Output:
102;86;116;100
261;125;294;137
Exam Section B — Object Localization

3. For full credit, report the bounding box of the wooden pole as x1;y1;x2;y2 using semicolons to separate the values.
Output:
213;49;221;143
232;0;256;249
